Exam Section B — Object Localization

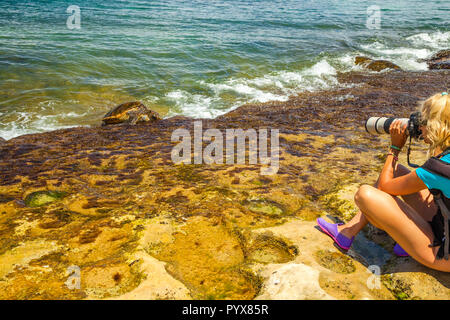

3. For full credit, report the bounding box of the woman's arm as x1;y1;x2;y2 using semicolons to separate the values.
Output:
378;170;427;196
377;119;428;196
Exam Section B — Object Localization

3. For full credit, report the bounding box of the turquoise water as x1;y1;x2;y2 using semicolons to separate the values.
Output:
0;0;449;139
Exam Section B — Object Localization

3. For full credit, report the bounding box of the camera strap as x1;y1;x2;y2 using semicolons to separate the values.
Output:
407;135;419;168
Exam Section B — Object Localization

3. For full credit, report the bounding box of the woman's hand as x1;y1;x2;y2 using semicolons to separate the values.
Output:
390;119;408;150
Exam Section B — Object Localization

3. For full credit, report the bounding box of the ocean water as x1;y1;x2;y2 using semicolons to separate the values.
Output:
0;0;449;140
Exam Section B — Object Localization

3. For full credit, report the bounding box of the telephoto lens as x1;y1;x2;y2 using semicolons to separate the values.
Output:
365;117;409;135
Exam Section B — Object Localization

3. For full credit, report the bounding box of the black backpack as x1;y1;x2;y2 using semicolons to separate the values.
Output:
420;148;450;260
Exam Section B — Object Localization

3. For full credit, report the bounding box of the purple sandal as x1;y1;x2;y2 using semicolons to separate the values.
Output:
316;217;354;250
394;243;409;257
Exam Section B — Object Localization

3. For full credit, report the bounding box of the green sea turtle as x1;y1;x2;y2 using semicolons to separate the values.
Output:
102;101;161;126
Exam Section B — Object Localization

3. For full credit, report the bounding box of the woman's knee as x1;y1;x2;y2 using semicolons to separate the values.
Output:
354;184;378;210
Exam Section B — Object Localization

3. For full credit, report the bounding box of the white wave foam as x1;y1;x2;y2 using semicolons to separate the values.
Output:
0;110;87;140
337;53;357;68
205;81;289;102
358;31;449;71
165;90;221;118
360;43;430;70
406;31;450;49
164;59;339;119
367;46;430;59
304;59;337;76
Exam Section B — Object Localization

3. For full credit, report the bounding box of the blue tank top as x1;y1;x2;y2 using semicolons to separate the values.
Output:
416;153;450;198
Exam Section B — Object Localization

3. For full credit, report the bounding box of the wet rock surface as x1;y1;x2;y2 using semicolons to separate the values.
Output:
355;56;402;72
0;70;449;299
422;49;450;70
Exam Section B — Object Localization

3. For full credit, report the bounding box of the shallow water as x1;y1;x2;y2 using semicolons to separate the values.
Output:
0;0;449;139
351;233;392;267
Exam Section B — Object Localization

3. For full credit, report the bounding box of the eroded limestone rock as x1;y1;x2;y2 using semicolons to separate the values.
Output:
256;263;335;300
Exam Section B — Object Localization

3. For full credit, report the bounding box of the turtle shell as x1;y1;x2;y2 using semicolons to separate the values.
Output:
102;101;161;126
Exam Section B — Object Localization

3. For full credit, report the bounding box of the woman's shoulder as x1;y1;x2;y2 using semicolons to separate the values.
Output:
416;152;450;179
416;153;450;197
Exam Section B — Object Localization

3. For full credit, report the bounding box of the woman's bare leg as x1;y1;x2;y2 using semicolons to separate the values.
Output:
337;211;372;238
337;163;437;239
354;185;450;272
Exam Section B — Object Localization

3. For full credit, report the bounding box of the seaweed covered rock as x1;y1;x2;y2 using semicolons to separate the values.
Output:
102;101;161;126
0;137;5;145
24;190;66;207
355;56;401;72
422;49;450;70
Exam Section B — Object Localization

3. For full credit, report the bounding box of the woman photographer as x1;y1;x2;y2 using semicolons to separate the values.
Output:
317;92;450;272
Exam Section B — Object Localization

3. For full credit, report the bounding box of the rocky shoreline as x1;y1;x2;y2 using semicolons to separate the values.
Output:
0;68;449;299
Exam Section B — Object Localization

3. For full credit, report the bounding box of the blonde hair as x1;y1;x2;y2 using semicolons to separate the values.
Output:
419;93;450;157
